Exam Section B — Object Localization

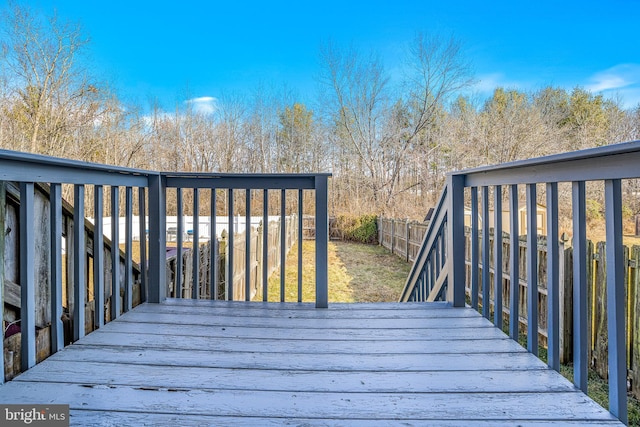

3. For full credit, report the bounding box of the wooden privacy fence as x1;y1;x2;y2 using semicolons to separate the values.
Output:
166;216;298;302
394;214;640;400
377;217;429;263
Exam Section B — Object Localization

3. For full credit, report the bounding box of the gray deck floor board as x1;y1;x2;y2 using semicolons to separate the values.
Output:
0;300;623;426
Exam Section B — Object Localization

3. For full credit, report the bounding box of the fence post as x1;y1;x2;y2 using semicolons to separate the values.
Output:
391;219;395;256
148;173;166;303
405;220;410;262
315;175;329;308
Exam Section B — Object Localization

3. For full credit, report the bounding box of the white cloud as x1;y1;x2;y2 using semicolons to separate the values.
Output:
473;73;526;94
586;64;640;108
586;64;640;92
185;96;218;115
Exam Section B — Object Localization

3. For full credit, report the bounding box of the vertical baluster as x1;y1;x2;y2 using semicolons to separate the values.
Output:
227;189;234;301
176;188;183;298
546;182;560;371
482;186;490;319
210;189;217;300
315;175;329;308
572;181;588;392
605;178;627;424
193;188;200;299
280;189;286;302
493;185;503;327
110;186;120;318
93;185;105;328
263;189;269;302
124;186;133;312
298;189;303;303
509;184;520;341
0;183;4;380
526;184;538;355
73;184;86;341
245;189;251;301
50;183;64;354
19;183;36;370
470;187;479;309
138;187;147;303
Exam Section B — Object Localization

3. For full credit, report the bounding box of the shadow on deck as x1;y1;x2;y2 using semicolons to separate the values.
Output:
0;299;622;426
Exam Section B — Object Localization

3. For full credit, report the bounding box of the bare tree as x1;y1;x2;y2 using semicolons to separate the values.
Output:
1;2;97;156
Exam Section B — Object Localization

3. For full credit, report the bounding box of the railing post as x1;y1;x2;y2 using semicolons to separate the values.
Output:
447;174;465;307
315;175;329;308
605;178;627;424
148;173;167;303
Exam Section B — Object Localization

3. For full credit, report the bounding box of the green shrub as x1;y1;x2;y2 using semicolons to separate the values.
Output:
335;214;378;244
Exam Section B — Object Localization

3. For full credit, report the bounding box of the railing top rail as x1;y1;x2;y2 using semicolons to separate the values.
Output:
161;172;332;178
455;140;640;186
0;149;332;188
163;173;331;190
0;149;153;176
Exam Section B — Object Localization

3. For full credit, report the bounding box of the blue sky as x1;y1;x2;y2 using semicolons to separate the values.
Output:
7;0;640;111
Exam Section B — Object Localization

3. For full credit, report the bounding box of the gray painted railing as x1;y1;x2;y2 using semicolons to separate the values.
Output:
400;140;640;424
0;149;330;383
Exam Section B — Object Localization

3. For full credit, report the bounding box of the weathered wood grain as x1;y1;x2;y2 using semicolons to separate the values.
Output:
0;300;622;425
50;345;547;371
76;332;522;354
67;411;625;427
0;382;619;422
117;309;494;329
14;360;574;393
98;319;508;341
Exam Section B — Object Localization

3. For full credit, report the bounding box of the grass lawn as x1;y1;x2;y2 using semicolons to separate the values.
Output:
254;240;412;303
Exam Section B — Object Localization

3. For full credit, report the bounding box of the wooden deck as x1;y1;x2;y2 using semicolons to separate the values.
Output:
0;299;623;426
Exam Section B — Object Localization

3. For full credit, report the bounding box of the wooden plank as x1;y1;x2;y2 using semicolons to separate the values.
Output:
67;411;624;427
493;184;503;327
526;183;538;355
124;186;133;311
509;184;520;341
572;180;588;392
113;310;495;329
0;382;618;422
73;184;85;342
93;185;105;329
97;320;508;341
20;182;36;371
52;345;551;371
160;298;455;310
192;188;200;299
604;178;627;423
482;186;490;318
15;360;575;393
131;302;481;319
76;333;523;355
110;186;120;319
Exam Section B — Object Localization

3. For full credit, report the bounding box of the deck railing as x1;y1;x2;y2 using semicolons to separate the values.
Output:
0;149;330;383
401;140;640;424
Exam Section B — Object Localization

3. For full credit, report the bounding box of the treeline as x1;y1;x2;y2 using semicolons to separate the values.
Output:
1;3;639;219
